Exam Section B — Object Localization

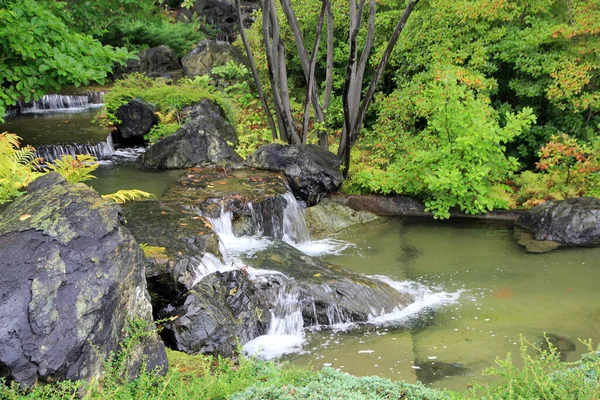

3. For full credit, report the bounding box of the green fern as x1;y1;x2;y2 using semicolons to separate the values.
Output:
102;189;155;204
46;154;99;184
0;132;43;204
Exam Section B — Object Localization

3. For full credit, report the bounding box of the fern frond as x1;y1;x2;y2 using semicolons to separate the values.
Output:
155;109;177;124
46;155;99;184
102;189;155;204
490;184;517;209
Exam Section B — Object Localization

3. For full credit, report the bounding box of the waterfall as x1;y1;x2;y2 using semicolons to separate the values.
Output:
35;136;115;163
189;253;233;288
14;93;105;114
281;192;311;244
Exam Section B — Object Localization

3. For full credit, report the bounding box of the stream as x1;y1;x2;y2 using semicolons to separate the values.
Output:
2;100;599;392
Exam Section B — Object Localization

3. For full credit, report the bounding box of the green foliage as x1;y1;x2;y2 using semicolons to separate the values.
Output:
0;0;131;121
101;19;205;58
45;154;99;184
0;133;42;205
232;367;452;400
385;0;600;165
100;73;234;144
101;189;155;204
465;337;600;400
348;73;535;218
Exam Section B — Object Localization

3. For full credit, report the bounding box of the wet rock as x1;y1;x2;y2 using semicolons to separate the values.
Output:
115;45;182;79
515;198;600;251
161;168;291;238
0;173;167;386
122;200;222;313
113;98;158;147
162;270;271;357
540;333;577;361
245;144;343;205
136;101;242;169
304;201;378;238
182;39;247;78
245;240;415;326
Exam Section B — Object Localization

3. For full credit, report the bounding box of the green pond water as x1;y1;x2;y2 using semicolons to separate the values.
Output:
1;110;109;145
285;218;600;391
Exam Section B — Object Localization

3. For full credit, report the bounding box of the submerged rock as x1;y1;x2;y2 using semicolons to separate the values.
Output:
113;98;158;147
245;144;343;205
304;201;378;238
162;270;271;357
515;198;600;252
245;240;415;326
0;173;167;386
540;333;577;361
136;100;241;169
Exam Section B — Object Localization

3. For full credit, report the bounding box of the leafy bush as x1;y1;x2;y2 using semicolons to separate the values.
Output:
347;73;535;218
0;133;42;205
466;337;600;400
0;0;131;121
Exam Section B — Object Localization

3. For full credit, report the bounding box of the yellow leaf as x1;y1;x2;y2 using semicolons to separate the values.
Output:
19;214;32;221
313;273;321;278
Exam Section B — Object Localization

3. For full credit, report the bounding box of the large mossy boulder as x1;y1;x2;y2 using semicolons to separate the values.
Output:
136;100;242;169
515;197;600;252
0;173;167;386
182;39;247;78
113;98;158;147
244;240;415;326
245;144;344;205
162;270;271;357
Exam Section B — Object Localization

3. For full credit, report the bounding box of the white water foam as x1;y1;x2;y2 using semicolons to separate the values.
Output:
366;276;463;326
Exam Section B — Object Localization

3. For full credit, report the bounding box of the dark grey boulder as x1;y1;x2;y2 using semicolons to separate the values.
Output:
136;100;241;169
182;39;247;78
245;144;344;205
180;99;238;146
515;197;600;250
162;270;271;357
0;173;167;386
245;240;415;326
115;45;182;79
114;98;158;147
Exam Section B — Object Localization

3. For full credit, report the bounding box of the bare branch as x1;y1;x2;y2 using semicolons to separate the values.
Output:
234;0;278;140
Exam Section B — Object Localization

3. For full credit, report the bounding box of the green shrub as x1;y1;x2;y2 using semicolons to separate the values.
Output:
465;337;600;400
346;73;536;219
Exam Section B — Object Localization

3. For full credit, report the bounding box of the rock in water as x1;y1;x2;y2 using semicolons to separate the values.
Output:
0;173;167;386
163;270;271;357
304;201;378;238
245;144;343;205
515;198;600;251
136;100;242;169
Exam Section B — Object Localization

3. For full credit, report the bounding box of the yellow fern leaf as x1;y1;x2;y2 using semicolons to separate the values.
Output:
102;189;155;204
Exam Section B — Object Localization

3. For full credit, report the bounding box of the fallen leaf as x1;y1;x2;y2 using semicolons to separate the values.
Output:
313;273;321;278
19;214;32;221
180;223;188;227
161;211;167;215
219;181;226;185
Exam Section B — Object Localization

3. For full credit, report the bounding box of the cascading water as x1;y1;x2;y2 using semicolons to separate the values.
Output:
195;192;462;360
35;136;115;163
11;93;105;115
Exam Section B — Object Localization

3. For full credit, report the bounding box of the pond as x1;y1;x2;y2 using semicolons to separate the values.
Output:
285;217;600;391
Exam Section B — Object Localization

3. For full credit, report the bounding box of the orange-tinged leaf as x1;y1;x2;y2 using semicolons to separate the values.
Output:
19;214;32;221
